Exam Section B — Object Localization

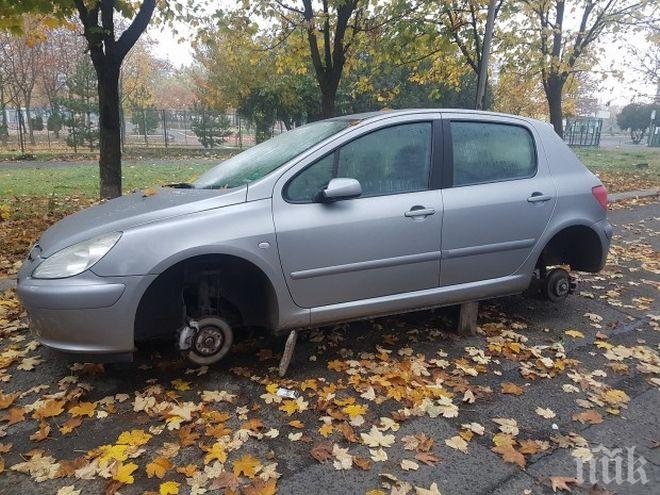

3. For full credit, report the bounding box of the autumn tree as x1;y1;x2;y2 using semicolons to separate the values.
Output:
0;21;45;145
0;0;200;199
506;0;654;137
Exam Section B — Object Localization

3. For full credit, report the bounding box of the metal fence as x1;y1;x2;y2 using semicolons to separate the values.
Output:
0;107;290;153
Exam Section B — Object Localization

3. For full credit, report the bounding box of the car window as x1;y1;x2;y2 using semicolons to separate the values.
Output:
451;121;536;186
286;122;432;202
193;120;350;190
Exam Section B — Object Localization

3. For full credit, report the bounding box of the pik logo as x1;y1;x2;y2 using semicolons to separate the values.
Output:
576;445;648;485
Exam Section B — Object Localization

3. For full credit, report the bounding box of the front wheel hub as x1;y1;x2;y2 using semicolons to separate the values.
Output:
178;316;233;366
193;326;225;356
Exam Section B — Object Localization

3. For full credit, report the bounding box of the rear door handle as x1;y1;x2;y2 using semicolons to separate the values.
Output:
527;193;552;203
405;207;436;218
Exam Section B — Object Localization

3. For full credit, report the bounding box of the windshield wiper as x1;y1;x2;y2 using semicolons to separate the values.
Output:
164;182;195;189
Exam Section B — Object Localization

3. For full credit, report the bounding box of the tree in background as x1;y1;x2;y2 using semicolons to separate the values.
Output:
59;57;99;151
0;0;200;199
503;0;655;137
190;107;232;148
617;102;657;143
0;20;45;145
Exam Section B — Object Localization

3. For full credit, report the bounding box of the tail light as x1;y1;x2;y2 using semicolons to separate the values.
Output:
592;185;608;210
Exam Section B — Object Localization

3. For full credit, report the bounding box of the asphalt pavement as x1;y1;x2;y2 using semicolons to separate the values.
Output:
0;201;657;495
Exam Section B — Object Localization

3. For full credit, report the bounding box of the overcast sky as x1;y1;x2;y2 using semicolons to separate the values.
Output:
148;14;656;109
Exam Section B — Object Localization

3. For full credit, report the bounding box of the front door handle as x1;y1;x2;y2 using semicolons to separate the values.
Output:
405;206;436;218
527;192;552;203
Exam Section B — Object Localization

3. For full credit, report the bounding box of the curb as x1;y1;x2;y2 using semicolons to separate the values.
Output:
609;188;659;203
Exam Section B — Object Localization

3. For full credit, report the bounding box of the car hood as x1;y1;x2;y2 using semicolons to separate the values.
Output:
37;186;247;257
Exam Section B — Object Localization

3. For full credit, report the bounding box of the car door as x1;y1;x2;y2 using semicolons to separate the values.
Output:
440;114;557;286
272;116;444;309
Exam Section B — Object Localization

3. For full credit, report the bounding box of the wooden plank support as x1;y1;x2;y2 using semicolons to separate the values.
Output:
278;329;298;377
457;301;479;336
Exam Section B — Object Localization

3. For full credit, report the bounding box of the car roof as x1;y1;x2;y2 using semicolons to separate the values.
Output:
329;108;542;126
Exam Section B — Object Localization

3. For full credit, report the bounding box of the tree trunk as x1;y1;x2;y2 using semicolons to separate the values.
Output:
97;63;122;199
25;96;35;145
320;85;337;119
545;78;564;137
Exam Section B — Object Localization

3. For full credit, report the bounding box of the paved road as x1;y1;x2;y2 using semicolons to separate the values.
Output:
0;202;658;494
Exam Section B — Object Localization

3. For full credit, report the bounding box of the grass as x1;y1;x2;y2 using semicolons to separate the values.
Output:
573;147;659;192
0;147;658;199
0;161;217;198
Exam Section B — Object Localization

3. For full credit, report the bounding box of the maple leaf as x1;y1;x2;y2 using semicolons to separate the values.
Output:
353;456;371;471
415;482;443;495
400;459;419;471
142;188;158;197
171;379;191;391
310;441;333;463
536;407;557;419
243;478;277;495
343;403;367;419
572;410;603;425
0;393;17;410
319;423;334;438
518;439;547;455
288;420;304;429
445;436;468;453
17;356;42;371
159;481;180;495
117;429;152;447
98;444;130;466
288;432;303;441
549;476;580;492
338;422;359;443
33;399;65;420
146;457;173;479
361;425;395;448
204;442;227;464
279;400;299;416
69;402;96;418
370;448;388;462
564;329;585;339
415;452;441;465
29;421;51;442
332;444;353;470
492;444;526;468
56;486;81;495
233;454;260;479
500;382;525;396
113;462;138;484
0;443;11;454
175;464;197;477
59;417;83;435
493;418;519;436
178;425;200;447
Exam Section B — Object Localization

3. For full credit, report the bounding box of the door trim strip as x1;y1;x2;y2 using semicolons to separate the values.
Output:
442;238;535;259
290;250;442;280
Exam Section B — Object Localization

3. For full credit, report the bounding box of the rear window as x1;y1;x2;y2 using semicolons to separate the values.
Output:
451;121;536;186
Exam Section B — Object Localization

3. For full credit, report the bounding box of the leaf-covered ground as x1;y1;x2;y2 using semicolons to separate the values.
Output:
0;200;658;494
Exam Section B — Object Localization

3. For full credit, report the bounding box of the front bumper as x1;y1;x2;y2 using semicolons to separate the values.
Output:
16;267;156;356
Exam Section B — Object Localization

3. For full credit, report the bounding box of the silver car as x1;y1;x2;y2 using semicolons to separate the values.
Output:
16;109;612;365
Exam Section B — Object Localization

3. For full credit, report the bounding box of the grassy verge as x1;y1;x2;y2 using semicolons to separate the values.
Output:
573;147;659;192
1;161;216;198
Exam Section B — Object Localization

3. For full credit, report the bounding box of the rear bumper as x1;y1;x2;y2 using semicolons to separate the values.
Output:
16;270;156;356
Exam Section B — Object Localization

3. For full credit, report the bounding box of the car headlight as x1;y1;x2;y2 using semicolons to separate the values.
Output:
32;232;122;279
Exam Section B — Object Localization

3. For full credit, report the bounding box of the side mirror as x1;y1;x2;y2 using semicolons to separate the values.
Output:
319;178;362;202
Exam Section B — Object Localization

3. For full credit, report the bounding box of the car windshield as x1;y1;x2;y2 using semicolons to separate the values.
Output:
193;120;350;190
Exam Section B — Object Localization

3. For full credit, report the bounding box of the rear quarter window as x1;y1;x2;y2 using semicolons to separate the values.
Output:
451;121;537;186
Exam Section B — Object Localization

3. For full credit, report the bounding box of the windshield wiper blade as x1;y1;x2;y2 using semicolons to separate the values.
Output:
164;182;195;189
